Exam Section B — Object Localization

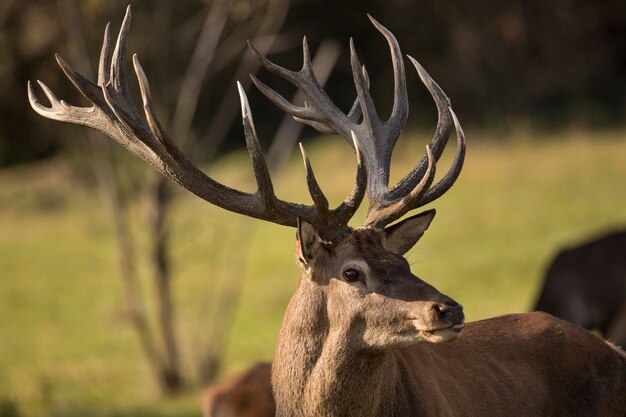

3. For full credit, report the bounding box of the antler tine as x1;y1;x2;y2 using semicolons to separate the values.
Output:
364;103;464;227
387;56;453;201
29;6;368;243
247;40;300;85
349;38;381;141
292;37;363;135
345;66;368;124
332;132;368;226
299;143;330;217
28;75;150;162
291;69;366;137
292;116;335;135
134;54;179;152
237;82;278;208
28;80;70;120
102;8;145;129
298;134;369;231
296;131;367;231
301;36;313;71
367;14;408;143
293;64;366;135
249;74;316;119
56;54;107;109
97;23;112;86
110;5;132;101
417;106;466;207
364;145;436;228
31;80;60;109
248;39;355;142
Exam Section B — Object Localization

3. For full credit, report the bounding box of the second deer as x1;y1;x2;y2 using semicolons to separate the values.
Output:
201;362;274;417
29;7;626;417
535;229;626;347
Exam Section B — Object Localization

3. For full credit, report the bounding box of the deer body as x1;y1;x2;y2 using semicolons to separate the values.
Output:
201;362;274;417
29;8;626;417
273;227;626;417
275;309;626;417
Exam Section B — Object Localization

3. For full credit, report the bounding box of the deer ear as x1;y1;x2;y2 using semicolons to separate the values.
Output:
383;209;436;255
296;218;322;265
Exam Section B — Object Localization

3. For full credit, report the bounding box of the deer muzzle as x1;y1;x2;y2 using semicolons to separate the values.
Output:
418;301;464;343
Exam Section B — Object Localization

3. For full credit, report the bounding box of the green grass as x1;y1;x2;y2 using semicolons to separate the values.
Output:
1;128;625;416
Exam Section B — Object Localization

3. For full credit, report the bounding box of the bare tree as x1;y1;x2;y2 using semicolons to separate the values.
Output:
47;0;285;393
46;0;342;393
55;0;168;389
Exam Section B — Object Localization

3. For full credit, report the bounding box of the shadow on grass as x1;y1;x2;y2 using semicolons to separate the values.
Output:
44;407;202;417
17;401;203;417
109;409;201;417
0;398;20;417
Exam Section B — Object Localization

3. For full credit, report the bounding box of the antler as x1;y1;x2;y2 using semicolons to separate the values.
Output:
249;14;465;229
28;5;366;242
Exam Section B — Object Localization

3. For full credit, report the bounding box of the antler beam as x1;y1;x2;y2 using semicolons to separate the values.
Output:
249;14;465;228
28;5;366;242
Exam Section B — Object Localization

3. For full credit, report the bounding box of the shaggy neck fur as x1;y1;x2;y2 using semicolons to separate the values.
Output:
272;277;414;417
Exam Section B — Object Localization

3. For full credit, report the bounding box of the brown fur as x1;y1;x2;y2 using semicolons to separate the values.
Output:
272;226;626;417
201;362;274;417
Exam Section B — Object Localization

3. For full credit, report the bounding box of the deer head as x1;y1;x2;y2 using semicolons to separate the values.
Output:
294;212;464;350
28;3;464;400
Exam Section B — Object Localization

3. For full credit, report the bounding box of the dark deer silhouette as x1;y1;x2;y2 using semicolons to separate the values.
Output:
535;229;626;347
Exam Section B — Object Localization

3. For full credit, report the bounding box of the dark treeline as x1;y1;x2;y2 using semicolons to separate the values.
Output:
3;0;625;167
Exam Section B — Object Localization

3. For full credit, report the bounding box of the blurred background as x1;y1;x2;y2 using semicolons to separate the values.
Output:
1;0;625;416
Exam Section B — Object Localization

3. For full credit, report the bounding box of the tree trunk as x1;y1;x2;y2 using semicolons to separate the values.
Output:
148;174;183;392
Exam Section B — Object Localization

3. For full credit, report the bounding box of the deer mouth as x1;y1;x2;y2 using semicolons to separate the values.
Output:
419;322;464;342
408;316;465;335
422;323;464;335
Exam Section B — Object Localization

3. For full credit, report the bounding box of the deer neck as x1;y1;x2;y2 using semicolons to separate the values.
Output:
272;277;404;417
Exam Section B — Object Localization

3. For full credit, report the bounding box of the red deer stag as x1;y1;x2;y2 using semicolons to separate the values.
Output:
535;229;626;347
29;7;626;417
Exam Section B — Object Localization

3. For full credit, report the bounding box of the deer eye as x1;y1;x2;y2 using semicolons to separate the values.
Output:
343;268;360;283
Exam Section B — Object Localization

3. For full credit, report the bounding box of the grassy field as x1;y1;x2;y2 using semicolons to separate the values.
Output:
1;128;625;416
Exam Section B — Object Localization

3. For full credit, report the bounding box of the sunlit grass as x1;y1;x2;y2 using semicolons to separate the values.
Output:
1;128;625;416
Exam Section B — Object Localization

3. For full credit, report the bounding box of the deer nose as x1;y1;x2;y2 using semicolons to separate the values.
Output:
432;302;464;323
